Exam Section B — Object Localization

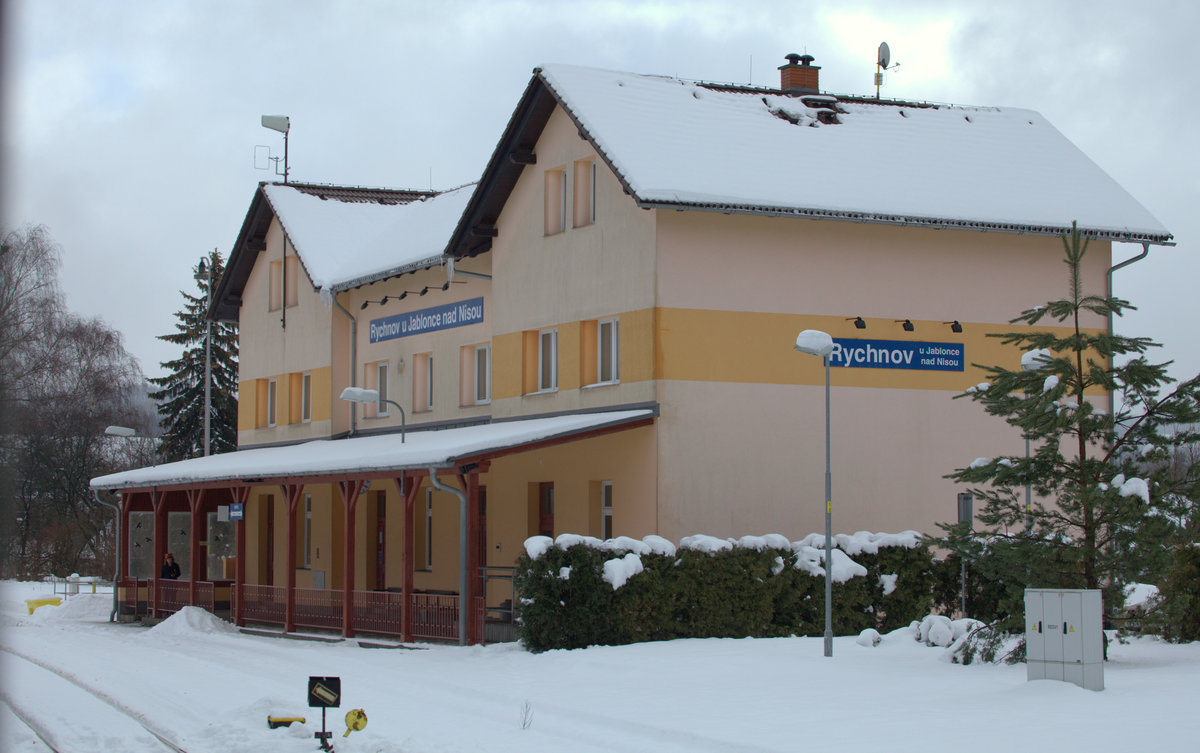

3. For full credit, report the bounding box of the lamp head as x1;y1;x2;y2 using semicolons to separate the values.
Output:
794;329;835;358
261;115;290;134
340;387;380;404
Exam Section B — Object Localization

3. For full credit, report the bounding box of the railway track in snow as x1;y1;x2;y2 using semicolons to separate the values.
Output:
0;646;188;753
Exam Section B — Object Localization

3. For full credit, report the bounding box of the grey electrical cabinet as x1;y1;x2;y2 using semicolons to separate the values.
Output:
1025;588;1103;691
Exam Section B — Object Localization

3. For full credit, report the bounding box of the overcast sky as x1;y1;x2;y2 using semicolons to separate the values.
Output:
3;0;1196;384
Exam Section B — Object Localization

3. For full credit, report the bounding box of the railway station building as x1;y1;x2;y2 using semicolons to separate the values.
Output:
91;55;1170;643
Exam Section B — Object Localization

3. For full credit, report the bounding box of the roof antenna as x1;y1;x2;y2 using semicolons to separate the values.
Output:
875;43;899;99
259;115;290;182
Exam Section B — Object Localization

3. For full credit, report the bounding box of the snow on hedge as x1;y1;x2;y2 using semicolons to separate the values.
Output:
602;553;644;590
523;530;923;589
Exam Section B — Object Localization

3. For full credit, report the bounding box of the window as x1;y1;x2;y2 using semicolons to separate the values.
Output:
601;482;613;540
301;372;312;423
538;329;557;392
474;344;491;404
598;318;619;384
574;159;595;227
424;489;434;570
284;254;298;308
302;494;312;568
413;353;433;412
376;362;389;416
267;378;277;427
538;483;555;537
544;168;566;235
268;260;282;311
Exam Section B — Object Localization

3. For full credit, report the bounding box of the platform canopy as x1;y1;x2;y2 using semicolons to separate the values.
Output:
91;409;654;493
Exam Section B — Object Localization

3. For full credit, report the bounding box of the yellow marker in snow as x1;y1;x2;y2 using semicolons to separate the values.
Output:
344;709;367;737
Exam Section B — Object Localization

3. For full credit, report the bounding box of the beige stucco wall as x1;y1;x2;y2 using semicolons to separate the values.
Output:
487;106;660;418
237;218;336;446
648;211;1111;540
344;261;495;432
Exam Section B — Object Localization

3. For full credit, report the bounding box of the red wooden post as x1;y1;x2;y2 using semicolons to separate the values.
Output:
396;473;421;642
231;486;249;627
460;471;482;645
187;488;206;607
152;489;169;617
338;479;366;638
280;483;304;633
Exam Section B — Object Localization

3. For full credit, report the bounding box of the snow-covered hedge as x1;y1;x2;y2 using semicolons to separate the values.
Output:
514;531;932;652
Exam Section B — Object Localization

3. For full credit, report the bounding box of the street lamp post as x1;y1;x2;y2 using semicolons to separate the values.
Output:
794;329;835;658
196;256;214;457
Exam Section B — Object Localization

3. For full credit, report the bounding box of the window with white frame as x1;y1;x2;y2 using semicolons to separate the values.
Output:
601;481;613;540
376;362;389;416
301;372;312;423
598;318;619;384
267;378;277;427
538;329;557;392
474;344;491;405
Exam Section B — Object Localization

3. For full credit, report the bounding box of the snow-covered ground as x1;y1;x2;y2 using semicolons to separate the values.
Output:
1;580;1196;752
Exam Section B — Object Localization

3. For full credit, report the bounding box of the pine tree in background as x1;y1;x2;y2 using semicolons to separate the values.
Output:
939;223;1200;627
149;250;238;461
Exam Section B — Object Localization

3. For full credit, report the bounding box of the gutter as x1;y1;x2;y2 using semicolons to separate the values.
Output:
427;469;469;646
635;198;1173;245
331;294;358;436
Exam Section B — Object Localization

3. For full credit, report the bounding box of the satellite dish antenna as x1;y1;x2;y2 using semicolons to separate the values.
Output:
877;42;891;70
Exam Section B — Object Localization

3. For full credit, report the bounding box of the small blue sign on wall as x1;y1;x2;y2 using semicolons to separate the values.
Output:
229;502;244;521
368;297;484;343
830;338;964;371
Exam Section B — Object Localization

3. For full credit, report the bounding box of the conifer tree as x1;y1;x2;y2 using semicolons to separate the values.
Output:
149;251;238;460
940;223;1200;625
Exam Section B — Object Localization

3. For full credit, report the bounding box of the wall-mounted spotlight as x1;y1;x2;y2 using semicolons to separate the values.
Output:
847;316;866;329
897;319;915;332
946;320;963;333
360;296;390;310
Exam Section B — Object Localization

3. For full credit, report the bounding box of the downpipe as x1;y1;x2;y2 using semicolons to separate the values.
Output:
91;491;120;623
427;468;469;646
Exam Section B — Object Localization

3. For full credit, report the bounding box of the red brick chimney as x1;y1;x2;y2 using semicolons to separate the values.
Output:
779;53;820;94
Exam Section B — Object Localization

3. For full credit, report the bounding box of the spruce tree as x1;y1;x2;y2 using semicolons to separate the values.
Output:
149;250;238;460
940;223;1200;626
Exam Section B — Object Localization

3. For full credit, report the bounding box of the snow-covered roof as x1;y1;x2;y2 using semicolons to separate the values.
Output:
90;409;653;490
261;182;476;293
536;64;1170;242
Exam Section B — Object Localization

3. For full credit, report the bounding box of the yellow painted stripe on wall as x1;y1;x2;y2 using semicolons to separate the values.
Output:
656;308;1107;393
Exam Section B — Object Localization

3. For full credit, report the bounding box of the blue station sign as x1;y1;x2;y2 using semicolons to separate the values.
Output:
830;338;964;371
368;297;484;343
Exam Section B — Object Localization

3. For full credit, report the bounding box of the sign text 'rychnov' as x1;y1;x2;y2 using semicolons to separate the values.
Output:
830;338;964;371
368;297;484;343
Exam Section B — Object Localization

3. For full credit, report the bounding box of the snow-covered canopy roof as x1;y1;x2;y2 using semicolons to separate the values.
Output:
262;182;476;293
535;64;1169;243
90;409;653;491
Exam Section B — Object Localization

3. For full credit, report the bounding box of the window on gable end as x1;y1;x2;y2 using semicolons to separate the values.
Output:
544;168;566;235
574;159;596;227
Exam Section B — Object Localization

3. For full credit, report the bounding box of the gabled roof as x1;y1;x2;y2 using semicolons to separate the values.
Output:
213;182;474;320
448;63;1170;257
